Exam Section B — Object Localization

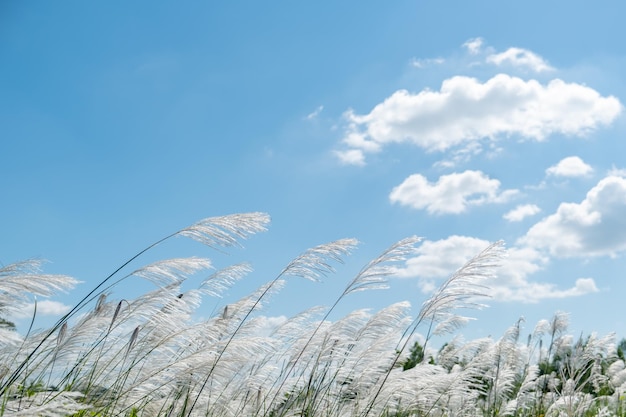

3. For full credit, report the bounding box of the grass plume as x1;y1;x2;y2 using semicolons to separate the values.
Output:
1;214;624;417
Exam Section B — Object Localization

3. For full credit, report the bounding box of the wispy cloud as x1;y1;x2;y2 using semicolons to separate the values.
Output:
250;315;288;336
305;105;324;120
411;57;445;68
489;277;598;303
486;47;554;72
389;170;518;215
503;204;541;222
463;37;484;55
10;299;72;320
334;149;366;166
336;74;621;165
546;156;594;177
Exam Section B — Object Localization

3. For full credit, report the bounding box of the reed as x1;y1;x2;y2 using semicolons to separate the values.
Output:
1;213;624;417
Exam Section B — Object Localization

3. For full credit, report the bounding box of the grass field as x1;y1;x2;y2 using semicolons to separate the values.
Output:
1;213;625;416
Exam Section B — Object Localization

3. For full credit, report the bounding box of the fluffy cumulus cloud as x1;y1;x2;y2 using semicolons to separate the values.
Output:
523;175;626;258
503;204;541;222
390;170;518;214
546;156;594;177
394;236;596;303
394;235;490;279
486;47;554;72
336;74;621;165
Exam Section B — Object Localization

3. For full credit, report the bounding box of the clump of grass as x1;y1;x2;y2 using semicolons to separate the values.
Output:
1;213;624;417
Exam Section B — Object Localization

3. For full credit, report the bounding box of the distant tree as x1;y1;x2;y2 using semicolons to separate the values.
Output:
618;338;626;361
402;341;425;370
0;316;16;331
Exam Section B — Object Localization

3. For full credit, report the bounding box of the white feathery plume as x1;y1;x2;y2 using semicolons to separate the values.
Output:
3;391;87;416
360;241;504;416
432;313;472;336
609;360;626;390
344;236;420;295
200;263;252;298
177;212;271;248
0;326;23;347
131;257;212;286
183;279;288;416
280;238;359;282
2;214;270;399
0;260;79;313
417;241;504;327
270;306;326;342
260;237;419;416
355;301;412;343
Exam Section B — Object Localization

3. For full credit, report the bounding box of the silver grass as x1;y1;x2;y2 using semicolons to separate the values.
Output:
354;301;412;343
545;390;595;417
334;309;409;413
124;326;140;362
364;364;475;416
344;236;421;295
267;237;421;415
184;280;287;416
6;214;626;417
432;313;472;336
0;260;78;314
200;263;253;298
177;212;271;248
360;241;504;416
1;213;269;399
279;238;359;282
0;327;23;349
131;257;212;286
187;239;360;417
608;360;626;388
75;288;197;397
417;240;504;327
269;306;326;342
3;391;87;416
533;318;552;340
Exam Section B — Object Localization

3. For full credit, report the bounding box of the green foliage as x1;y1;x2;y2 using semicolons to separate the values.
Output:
0;317;15;331
618;338;626;361
401;341;425;370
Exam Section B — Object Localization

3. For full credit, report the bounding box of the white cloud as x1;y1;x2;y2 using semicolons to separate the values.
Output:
389;170;518;215
305;105;324;120
523;175;626;258
251;315;288;336
334;149;365;166
546;156;594;177
411;57;445;68
608;166;626;177
335;74;621;165
395;235;490;280
10;300;72;320
486;47;554;72
394;236;595;303
489;277;599;303
503;204;541;222
463;37;484;55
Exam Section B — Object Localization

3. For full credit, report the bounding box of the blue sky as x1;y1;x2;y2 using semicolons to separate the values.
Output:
2;1;626;343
